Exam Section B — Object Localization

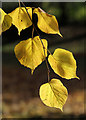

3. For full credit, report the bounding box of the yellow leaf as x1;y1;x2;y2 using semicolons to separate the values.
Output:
0;8;6;24
48;49;79;79
33;7;62;37
40;79;68;111
9;7;32;35
0;8;12;35
14;36;47;74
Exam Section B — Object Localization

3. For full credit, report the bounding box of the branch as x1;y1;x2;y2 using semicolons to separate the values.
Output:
20;1;52;81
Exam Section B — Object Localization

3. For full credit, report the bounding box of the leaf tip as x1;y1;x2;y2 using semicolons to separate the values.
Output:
76;76;80;80
31;69;34;75
58;32;63;38
60;107;63;112
18;31;21;36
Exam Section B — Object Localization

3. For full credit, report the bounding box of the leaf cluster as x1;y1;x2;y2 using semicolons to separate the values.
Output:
0;3;79;111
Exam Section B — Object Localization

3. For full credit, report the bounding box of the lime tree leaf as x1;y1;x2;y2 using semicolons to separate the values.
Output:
33;7;62;37
9;7;32;35
14;36;47;74
48;48;79;79
40;79;68;111
0;8;12;35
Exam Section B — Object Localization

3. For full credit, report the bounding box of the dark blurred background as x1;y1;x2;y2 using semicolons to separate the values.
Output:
2;2;86;119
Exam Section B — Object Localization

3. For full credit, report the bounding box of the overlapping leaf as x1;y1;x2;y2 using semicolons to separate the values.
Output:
9;7;32;35
33;7;62;37
1;4;79;112
40;79;68;111
14;36;47;74
0;8;12;35
48;48;79;79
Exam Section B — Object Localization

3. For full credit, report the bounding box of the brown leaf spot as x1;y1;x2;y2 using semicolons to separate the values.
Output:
38;7;46;13
46;13;52;17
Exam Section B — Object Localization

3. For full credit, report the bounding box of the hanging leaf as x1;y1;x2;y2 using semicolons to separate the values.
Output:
9;7;32;35
14;36;47;74
33;7;62;37
40;79;68;111
48;48;79;79
0;8;12;35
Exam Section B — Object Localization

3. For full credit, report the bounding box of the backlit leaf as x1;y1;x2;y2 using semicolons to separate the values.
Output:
33;7;62;37
14;36;47;74
9;7;32;35
0;8;12;35
40;79;68;111
48;48;79;79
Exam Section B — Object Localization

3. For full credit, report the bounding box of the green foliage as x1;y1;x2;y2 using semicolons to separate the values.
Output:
66;3;85;22
42;2;62;17
42;2;85;24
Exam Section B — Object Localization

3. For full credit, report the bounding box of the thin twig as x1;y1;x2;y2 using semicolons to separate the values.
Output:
20;1;52;81
32;26;34;39
18;0;21;7
45;59;50;82
20;1;41;36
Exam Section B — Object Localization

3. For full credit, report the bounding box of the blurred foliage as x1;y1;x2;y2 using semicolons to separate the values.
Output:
42;2;85;25
42;2;62;17
66;3;84;22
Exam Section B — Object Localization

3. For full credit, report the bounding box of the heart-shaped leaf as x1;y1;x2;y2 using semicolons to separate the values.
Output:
40;79;68;111
14;36;48;74
9;7;32;35
48;48;79;79
33;7;62;37
0;8;12;35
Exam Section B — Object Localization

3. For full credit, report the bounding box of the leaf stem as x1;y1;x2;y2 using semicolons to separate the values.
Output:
45;59;50;82
20;1;51;82
32;26;34;39
20;1;41;37
39;38;50;82
18;0;21;7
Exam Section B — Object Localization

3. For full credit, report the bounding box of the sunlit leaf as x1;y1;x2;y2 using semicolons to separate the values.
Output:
33;7;62;37
40;79;68;111
0;8;12;35
9;7;32;35
14;36;47;74
48;48;79;79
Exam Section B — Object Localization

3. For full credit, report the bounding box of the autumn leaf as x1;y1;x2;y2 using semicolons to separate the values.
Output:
0;8;12;35
33;7;62;37
9;7;32;35
40;79;68;111
14;36;47;74
48;48;79;79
